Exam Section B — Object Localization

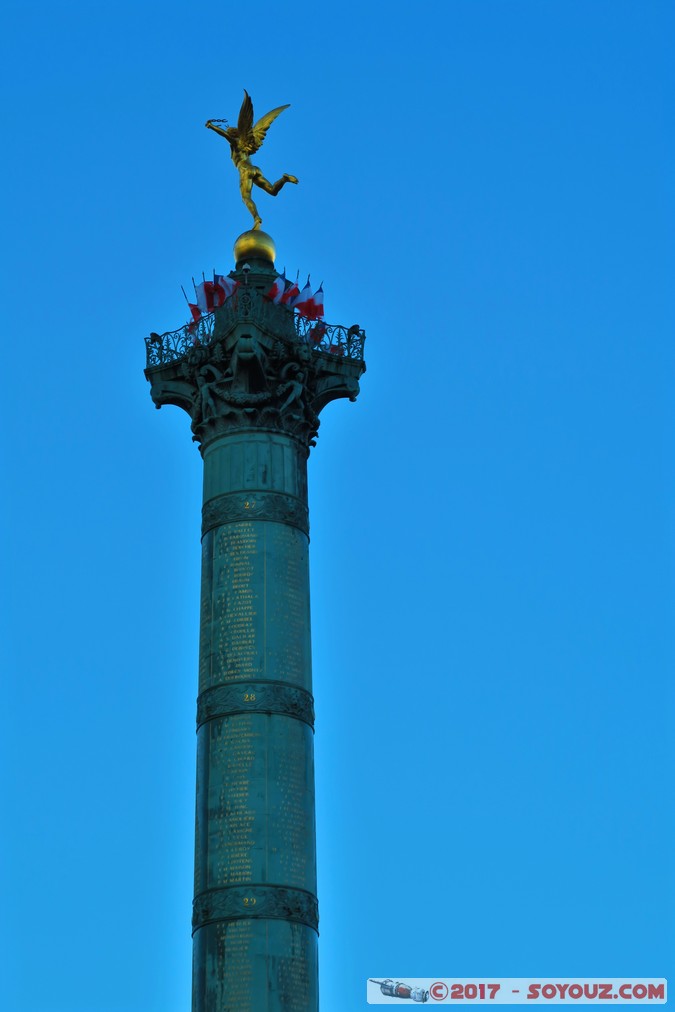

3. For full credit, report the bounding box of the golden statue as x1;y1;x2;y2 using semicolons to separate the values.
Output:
206;91;298;230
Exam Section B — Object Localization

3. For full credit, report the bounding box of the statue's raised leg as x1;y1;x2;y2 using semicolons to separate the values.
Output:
256;173;299;197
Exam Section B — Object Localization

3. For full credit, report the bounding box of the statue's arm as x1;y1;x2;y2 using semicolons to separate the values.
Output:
205;121;232;143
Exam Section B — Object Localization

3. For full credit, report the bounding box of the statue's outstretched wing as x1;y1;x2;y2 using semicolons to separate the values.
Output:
236;90;290;155
237;90;255;139
250;103;290;153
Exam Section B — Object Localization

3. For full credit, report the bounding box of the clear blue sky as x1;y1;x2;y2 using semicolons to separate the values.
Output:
2;2;673;1010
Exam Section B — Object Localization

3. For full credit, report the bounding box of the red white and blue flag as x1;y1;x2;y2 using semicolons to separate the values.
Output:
187;303;201;342
182;285;202;333
281;271;300;306
265;271;287;303
195;275;238;313
195;280;216;314
214;272;239;305
309;282;324;320
293;276;314;316
309;321;327;344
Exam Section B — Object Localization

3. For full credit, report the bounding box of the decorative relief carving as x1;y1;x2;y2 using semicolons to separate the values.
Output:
179;332;322;448
202;491;309;536
145;288;366;449
192;885;319;933
197;680;315;729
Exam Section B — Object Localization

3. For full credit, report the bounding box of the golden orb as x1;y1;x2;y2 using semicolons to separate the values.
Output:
233;229;276;267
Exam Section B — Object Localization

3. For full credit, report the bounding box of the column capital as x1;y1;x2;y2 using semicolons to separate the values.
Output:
145;285;365;452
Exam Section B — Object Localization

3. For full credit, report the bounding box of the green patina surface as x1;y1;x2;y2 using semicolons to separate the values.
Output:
145;259;365;1011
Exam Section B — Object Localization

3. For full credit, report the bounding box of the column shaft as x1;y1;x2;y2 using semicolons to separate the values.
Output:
192;430;318;1012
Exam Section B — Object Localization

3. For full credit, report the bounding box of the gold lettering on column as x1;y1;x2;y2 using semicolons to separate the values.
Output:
209;715;261;886
216;920;254;1011
265;525;309;685
277;925;313;1010
199;534;214;684
212;523;262;682
274;721;311;889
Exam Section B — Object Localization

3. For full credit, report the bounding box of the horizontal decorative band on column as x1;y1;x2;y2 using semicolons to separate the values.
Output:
202;491;309;537
192;884;319;934
197;680;315;729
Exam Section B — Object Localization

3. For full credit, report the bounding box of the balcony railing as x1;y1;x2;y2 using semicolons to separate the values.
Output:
145;287;366;368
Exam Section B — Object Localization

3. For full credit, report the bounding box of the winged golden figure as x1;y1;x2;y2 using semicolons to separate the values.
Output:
206;90;298;230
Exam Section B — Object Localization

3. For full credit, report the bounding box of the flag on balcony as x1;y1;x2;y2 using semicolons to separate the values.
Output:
281;271;300;306
181;285;202;332
188;308;201;343
264;271;287;303
195;280;216;313
309;282;324;320
309;322;327;344
293;277;313;316
214;273;239;305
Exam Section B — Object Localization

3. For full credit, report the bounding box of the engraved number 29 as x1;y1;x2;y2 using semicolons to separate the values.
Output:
243;897;257;906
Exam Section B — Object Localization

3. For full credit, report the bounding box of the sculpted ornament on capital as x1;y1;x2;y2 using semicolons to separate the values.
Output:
145;284;365;450
178;331;321;448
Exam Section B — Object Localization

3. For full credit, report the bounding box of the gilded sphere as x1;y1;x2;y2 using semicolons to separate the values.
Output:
233;229;276;266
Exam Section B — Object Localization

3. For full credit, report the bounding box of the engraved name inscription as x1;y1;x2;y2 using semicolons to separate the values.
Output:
199;520;312;690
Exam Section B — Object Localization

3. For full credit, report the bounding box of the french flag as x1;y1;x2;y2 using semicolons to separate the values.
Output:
309;282;324;321
309;322;327;344
195;281;215;314
264;271;287;303
293;276;313;316
213;273;239;306
186;302;201;338
281;271;300;306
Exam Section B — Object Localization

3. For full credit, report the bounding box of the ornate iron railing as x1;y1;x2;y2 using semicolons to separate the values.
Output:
293;315;366;361
146;312;216;365
145;287;366;368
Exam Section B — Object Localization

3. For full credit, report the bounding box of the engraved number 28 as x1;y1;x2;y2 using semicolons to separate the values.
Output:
244;693;256;702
